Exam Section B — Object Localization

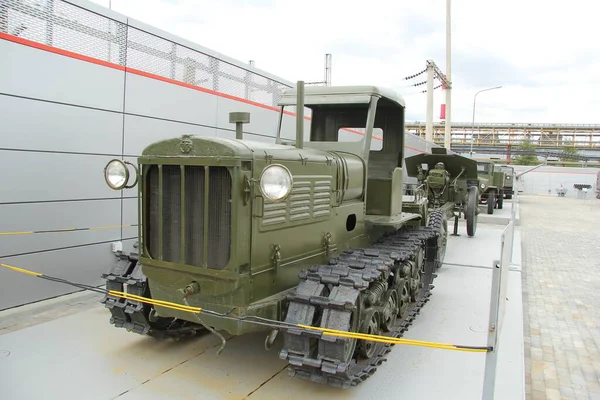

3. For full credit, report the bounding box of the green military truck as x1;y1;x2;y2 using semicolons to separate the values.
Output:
476;161;507;214
496;165;514;199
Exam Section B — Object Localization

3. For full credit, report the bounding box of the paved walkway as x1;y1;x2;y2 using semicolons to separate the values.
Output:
520;195;600;400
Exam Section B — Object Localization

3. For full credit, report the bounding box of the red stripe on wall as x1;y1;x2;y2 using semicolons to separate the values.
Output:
515;170;598;175
406;146;426;153
0;32;126;72
1;32;430;152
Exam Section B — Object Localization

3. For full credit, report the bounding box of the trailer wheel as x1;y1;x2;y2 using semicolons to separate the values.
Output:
487;190;495;215
466;186;478;237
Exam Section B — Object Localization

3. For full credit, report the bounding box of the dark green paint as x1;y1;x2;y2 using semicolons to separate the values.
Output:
405;148;481;236
124;85;435;336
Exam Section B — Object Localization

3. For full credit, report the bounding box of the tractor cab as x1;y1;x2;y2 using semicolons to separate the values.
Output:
276;85;412;228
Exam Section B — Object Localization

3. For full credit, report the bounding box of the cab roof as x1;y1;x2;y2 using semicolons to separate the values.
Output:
278;85;406;108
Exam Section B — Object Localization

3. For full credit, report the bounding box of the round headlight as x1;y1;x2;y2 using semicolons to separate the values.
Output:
480;183;486;189
259;164;293;201
104;159;129;190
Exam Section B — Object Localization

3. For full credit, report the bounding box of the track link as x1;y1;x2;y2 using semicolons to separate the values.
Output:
279;209;447;388
101;246;205;340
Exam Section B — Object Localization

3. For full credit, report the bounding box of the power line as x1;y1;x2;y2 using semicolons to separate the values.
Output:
403;68;427;80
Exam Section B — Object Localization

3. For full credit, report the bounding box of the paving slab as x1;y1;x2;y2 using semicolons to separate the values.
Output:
519;195;600;400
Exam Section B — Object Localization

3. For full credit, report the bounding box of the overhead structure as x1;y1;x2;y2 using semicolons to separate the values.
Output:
445;0;452;150
425;60;452;143
305;53;332;87
406;122;600;149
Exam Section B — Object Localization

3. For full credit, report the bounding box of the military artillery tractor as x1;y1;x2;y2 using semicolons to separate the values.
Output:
476;160;507;214
404;148;480;237
496;165;515;199
100;82;448;388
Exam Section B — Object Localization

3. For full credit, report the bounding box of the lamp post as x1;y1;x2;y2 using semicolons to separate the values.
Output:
470;86;502;157
444;0;452;150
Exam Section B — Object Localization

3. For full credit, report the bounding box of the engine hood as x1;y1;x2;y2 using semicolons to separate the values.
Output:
141;135;257;159
140;135;335;164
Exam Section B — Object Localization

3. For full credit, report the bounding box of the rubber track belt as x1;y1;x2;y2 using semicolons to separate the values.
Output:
279;209;446;388
101;252;205;339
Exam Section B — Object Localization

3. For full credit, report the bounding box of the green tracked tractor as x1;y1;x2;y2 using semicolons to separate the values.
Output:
100;82;448;388
404;148;480;237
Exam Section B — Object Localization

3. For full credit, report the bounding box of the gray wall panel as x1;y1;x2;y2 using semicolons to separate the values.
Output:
124;73;218;127
216;129;274;143
121;196;139;242
0;0;441;311
0;243;117;311
0;40;125;112
123;114;216;156
0;199;122;257
513;166;600;197
0;94;123;155
279;111;310;141
0;151;121;203
215;96;280;138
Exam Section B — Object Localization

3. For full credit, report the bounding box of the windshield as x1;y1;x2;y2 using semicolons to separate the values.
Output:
477;163;491;173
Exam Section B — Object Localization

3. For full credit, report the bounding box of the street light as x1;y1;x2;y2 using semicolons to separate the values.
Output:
470;86;502;157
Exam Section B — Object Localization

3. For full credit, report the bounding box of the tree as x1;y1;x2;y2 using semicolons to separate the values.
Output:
560;139;579;160
513;137;539;166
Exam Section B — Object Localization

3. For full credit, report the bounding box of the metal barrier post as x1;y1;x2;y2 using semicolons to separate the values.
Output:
482;208;515;399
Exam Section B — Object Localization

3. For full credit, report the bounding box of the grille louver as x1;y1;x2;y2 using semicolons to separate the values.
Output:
145;165;231;270
262;176;332;228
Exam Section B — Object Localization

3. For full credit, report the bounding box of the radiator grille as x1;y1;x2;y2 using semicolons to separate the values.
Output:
145;165;231;270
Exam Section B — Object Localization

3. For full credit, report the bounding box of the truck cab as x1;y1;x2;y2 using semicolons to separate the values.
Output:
476;161;506;214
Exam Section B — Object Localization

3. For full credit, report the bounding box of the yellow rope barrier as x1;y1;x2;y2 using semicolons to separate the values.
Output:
0;224;137;236
0;262;490;353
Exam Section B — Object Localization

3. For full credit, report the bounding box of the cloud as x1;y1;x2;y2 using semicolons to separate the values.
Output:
452;52;533;88
91;0;600;124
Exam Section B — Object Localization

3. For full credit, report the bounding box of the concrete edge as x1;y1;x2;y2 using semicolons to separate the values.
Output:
0;289;99;319
499;225;525;399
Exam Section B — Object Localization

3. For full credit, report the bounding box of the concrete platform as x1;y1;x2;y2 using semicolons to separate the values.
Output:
475;198;520;226
0;221;524;400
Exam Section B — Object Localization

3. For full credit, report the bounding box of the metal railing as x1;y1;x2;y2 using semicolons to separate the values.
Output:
407;134;600;149
482;183;518;400
0;0;293;107
407;122;600;130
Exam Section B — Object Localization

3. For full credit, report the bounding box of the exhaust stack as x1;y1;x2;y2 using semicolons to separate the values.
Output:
296;81;304;149
229;112;250;140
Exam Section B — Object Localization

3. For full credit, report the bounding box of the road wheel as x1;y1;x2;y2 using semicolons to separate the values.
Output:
498;191;504;209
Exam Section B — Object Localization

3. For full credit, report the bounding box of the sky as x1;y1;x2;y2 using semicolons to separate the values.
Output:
90;0;600;125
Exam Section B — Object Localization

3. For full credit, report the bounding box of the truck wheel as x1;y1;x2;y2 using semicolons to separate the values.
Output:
487;191;495;214
497;191;504;209
466;186;478;237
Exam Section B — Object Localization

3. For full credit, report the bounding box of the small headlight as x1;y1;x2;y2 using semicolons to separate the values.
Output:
480;183;486;189
104;159;129;190
259;164;293;201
